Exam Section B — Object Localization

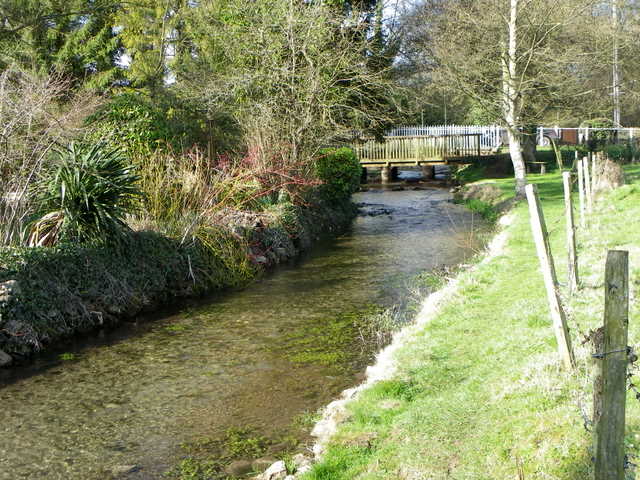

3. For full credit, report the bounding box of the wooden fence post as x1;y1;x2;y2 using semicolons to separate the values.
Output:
583;157;593;213
594;250;629;480
592;153;599;197
577;157;586;228
525;184;576;369
562;172;579;293
592;326;605;467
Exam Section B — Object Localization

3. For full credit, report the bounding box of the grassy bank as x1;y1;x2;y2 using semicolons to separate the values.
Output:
303;165;640;479
0;200;356;360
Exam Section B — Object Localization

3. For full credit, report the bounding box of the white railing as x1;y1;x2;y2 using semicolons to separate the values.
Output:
386;125;504;151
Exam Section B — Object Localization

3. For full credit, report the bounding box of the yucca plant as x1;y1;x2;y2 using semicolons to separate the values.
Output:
28;142;141;246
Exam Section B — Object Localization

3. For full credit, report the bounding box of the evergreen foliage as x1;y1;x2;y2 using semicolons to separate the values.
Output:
315;148;362;204
29;143;141;245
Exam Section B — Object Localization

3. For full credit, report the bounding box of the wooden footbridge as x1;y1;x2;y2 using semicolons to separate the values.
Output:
352;133;489;182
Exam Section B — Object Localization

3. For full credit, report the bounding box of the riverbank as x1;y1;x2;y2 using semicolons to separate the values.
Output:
0;199;356;363
302;165;640;479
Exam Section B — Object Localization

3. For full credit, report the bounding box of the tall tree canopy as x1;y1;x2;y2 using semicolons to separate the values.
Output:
0;0;123;90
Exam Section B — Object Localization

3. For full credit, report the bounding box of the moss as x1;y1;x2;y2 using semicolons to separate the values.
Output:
165;427;272;480
274;305;384;372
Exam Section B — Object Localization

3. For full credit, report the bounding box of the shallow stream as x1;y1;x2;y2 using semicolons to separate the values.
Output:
0;176;483;479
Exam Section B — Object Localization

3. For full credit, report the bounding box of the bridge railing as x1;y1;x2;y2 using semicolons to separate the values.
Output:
352;134;482;164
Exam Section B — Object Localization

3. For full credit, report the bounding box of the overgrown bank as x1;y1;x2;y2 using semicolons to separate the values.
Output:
0;194;356;363
303;166;640;479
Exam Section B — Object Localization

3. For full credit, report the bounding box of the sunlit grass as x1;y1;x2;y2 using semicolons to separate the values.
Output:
303;165;640;480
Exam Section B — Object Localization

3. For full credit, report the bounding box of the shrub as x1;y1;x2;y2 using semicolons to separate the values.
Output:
315;147;362;204
580;119;615;151
86;92;172;156
604;143;637;163
451;164;486;184
85;92;214;158
464;198;499;223
28;143;141;245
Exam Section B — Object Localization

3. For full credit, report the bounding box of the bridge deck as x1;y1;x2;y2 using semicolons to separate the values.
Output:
359;155;487;167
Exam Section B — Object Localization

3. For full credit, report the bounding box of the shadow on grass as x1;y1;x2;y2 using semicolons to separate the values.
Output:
624;164;640;183
556;445;593;479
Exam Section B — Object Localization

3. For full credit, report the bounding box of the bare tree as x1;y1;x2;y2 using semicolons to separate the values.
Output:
0;66;100;245
174;0;402;178
403;0;609;195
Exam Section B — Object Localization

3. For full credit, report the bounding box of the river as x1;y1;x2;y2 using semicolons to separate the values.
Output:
0;176;483;479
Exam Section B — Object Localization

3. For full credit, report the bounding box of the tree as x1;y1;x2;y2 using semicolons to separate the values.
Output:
403;0;610;195
116;0;190;90
173;0;401;170
0;0;123;91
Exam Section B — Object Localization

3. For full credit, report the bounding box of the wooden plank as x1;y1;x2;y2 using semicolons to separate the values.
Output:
594;250;629;480
525;184;576;369
562;172;579;293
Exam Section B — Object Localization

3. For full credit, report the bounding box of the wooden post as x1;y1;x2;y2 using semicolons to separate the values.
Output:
525;184;576;369
562;172;579;293
594;250;629;480
583;157;593;213
591;152;604;193
592;326;605;467
577;157;586;228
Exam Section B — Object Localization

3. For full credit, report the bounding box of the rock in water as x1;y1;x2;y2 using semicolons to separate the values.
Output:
0;349;12;367
110;465;141;476
259;460;287;480
225;460;254;477
252;457;278;472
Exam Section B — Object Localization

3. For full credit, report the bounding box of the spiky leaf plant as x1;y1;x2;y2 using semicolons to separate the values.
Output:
28;143;141;246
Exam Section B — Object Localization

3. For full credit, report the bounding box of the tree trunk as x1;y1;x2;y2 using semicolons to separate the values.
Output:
508;128;527;195
522;126;537;163
502;0;526;197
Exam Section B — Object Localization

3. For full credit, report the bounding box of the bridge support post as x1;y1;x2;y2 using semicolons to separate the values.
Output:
390;167;399;181
421;165;435;180
360;167;368;184
381;166;391;183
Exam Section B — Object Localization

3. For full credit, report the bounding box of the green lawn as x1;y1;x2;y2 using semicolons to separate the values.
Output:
303;166;640;480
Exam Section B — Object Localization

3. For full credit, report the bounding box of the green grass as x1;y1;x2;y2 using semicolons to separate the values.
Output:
303;165;640;480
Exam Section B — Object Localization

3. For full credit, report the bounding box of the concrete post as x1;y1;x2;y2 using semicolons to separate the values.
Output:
381;166;391;183
421;164;435;180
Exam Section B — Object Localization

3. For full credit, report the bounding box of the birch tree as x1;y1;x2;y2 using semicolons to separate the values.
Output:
404;0;603;195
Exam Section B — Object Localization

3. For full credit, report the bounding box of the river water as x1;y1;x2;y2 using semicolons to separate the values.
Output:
0;177;483;479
